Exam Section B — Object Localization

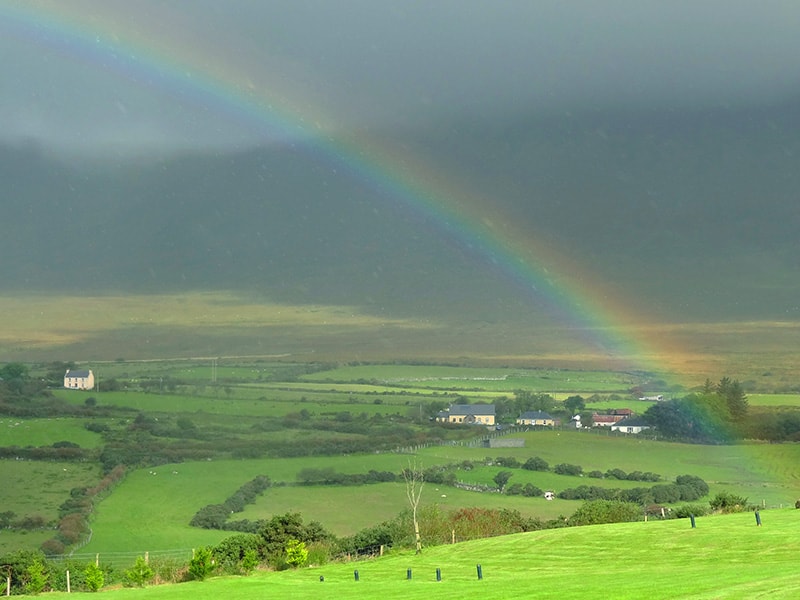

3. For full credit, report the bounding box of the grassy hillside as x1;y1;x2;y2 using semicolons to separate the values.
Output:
52;509;800;599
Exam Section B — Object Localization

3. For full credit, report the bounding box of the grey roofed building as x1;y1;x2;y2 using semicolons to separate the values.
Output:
65;370;91;378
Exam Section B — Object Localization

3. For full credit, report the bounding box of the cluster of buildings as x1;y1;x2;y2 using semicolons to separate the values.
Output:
436;403;651;434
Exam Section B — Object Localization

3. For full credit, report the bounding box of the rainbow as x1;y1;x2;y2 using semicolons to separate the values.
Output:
1;2;679;378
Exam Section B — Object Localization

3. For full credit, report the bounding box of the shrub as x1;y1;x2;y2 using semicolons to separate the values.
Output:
672;504;712;518
241;549;259;574
675;475;709;498
709;492;750;513
124;556;154;588
522;456;549;471
522;483;543;497
84;562;104;592
213;533;264;573
569;500;642;526
554;463;583;476
285;539;308;568
24;557;48;595
188;546;215;581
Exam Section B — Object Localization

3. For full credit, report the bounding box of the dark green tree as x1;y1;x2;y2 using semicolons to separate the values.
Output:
493;470;513;492
563;395;586;416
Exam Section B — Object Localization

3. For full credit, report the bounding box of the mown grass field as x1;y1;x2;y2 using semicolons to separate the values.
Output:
50;509;800;599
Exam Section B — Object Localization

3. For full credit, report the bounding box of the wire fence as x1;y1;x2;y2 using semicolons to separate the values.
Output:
47;548;194;568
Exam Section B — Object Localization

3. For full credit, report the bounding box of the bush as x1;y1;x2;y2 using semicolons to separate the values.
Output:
213;533;264;573
124;556;154;588
675;475;709;498
285;539;308;568
672;504;712;518
188;546;215;581
522;457;549;471
554;463;583;476
522;483;543;497
84;562;104;592
24;557;48;595
709;492;750;513
569;500;642;526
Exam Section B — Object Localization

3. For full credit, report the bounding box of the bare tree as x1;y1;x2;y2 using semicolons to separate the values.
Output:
403;459;424;554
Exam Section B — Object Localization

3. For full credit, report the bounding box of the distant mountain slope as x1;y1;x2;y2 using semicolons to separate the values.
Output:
2;99;799;322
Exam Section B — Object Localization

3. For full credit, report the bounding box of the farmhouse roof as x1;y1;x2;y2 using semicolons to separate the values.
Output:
613;417;650;427
592;415;623;424
446;404;495;416
65;370;91;378
519;411;554;420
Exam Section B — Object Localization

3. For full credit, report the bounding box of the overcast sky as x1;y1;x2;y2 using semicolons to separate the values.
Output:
2;0;800;156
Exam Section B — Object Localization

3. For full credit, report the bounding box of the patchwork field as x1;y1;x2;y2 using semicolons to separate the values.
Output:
39;430;797;563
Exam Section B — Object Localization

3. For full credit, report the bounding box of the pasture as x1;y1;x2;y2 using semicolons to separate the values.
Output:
50;508;800;599
0;461;100;555
71;430;800;559
0;417;103;448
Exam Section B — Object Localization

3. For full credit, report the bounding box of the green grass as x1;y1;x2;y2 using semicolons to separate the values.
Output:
0;461;101;554
747;393;800;407
236;482;576;535
302;365;643;393
0;417;104;448
73;430;800;558
50;509;800;599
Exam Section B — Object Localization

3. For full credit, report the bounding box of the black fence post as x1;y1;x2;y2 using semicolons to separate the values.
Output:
436;568;441;582
755;511;762;526
354;570;359;581
690;514;696;528
407;568;412;580
477;564;483;580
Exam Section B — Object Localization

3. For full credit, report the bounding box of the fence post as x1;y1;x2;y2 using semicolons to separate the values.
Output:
66;569;71;593
436;568;442;581
95;554;99;567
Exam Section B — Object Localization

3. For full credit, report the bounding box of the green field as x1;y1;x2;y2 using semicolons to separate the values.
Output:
52;429;798;561
47;509;800;599
0;417;104;448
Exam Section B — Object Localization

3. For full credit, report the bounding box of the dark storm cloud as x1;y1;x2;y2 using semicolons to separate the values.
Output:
2;0;799;155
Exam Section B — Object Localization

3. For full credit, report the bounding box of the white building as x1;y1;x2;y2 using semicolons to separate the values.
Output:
64;369;95;390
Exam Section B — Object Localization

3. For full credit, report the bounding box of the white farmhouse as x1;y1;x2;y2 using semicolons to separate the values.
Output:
64;369;95;390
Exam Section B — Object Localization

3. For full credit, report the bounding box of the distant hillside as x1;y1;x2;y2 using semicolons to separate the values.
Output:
3;99;800;323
